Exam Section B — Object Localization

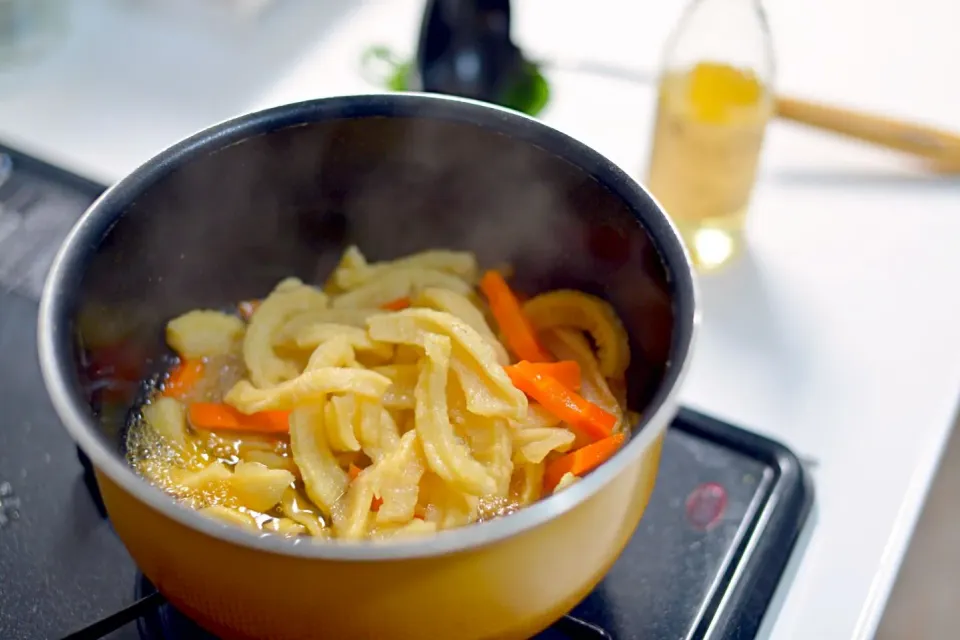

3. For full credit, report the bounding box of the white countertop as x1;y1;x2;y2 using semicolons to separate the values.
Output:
5;1;960;638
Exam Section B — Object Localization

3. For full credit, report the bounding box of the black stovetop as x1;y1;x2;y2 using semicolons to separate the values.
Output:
0;145;812;640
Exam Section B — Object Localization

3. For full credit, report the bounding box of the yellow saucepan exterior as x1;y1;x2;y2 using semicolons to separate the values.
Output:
96;432;664;640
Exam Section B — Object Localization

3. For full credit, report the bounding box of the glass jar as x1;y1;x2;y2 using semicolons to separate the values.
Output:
646;0;775;273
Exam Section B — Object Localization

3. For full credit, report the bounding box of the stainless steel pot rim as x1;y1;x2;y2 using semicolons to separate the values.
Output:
37;92;699;561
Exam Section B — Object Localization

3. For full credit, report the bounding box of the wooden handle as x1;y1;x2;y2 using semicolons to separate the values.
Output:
775;96;960;172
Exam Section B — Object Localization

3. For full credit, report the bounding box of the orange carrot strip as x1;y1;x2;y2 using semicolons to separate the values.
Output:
347;463;382;510
544;433;626;492
238;299;261;321
381;297;411;311
479;271;551;362
163;359;205;399
506;361;616;441
505;360;581;391
188;403;290;434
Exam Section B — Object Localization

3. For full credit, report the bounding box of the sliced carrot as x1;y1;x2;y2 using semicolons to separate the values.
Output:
381;297;411;311
238;299;261;321
188;403;290;434
479;271;551;362
347;463;382;510
544;433;626;492
505;360;581;391
505;361;616;441
163;359;205;399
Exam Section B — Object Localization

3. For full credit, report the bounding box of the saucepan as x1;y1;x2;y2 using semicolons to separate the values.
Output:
37;93;696;640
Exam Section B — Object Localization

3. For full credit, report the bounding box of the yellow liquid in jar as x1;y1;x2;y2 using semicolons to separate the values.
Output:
647;62;773;272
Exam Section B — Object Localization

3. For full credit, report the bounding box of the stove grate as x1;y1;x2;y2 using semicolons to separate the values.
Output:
56;574;611;640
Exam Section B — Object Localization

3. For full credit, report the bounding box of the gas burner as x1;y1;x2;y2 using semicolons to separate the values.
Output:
132;576;612;640
135;576;214;640
0;143;811;640
65;407;812;640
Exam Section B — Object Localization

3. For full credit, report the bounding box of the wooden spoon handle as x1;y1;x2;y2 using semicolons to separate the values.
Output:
775;96;960;172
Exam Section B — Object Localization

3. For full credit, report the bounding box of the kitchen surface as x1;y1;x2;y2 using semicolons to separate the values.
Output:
0;1;959;639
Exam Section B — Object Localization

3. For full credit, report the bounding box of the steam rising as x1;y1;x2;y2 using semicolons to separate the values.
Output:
336;122;580;284
74;112;677;431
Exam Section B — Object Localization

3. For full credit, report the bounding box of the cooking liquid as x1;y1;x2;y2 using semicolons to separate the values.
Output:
125;352;526;537
647;62;773;272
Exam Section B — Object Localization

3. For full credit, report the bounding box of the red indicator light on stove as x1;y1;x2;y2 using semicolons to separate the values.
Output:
685;482;727;531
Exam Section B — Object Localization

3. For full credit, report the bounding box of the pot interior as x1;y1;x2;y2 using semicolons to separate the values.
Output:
53;98;689;473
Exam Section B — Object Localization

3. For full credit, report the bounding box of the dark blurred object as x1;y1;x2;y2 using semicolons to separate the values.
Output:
360;0;549;116
413;0;518;102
